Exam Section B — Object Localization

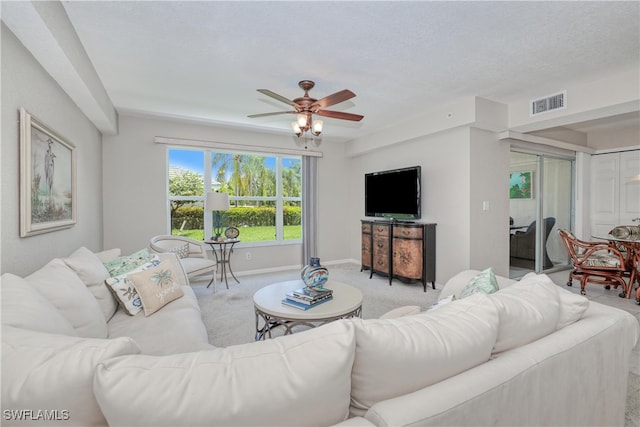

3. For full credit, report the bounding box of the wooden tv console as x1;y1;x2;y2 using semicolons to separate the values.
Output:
361;220;436;292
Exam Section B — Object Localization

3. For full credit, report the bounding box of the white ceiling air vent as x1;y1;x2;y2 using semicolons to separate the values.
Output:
530;90;567;116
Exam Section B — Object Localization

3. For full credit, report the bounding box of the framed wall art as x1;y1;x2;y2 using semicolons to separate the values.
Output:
20;108;76;237
509;171;533;199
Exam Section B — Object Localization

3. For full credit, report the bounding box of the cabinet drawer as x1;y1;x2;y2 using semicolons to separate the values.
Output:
373;224;390;237
361;223;372;234
393;226;423;239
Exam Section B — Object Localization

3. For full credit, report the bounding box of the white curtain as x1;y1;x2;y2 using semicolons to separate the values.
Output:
302;156;318;264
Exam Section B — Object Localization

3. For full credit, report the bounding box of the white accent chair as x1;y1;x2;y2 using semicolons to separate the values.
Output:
149;235;217;288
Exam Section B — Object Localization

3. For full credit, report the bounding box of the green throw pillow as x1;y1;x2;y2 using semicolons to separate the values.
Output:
103;248;156;277
459;268;499;298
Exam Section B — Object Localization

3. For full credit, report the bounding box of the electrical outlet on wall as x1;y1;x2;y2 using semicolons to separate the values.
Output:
245;252;252;261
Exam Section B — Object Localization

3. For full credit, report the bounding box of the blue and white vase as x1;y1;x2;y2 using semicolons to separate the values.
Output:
301;257;329;289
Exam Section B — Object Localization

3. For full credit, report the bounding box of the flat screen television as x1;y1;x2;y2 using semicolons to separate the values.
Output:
365;166;421;219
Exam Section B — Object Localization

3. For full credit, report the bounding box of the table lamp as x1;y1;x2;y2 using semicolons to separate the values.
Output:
205;191;230;241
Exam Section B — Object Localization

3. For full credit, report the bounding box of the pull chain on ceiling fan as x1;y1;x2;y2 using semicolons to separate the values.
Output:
248;80;364;137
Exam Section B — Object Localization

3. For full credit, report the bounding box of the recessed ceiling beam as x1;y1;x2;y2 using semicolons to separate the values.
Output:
2;0;118;134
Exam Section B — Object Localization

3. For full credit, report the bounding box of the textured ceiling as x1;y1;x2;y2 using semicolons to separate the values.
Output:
60;1;639;142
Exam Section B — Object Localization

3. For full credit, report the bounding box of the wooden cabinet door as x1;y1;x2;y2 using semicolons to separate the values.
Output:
372;224;391;275
392;225;423;280
361;222;372;269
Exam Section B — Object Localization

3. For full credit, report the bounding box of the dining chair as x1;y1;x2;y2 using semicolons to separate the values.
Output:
558;229;627;296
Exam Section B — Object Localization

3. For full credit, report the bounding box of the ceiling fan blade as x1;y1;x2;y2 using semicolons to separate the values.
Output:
312;89;356;109
257;89;297;106
248;111;297;118
315;109;364;122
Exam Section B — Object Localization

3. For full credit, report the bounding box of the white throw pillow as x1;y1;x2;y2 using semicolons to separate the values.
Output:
1;273;76;336
63;247;118;321
94;248;121;263
520;272;590;329
94;320;356;427
489;274;561;354
349;292;500;416
1;326;139;427
26;259;108;338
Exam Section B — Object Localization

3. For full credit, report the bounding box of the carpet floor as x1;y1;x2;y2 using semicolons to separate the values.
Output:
190;262;639;426
190;262;441;347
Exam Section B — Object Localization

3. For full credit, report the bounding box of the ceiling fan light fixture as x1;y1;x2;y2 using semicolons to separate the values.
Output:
291;121;303;137
312;120;323;136
249;80;363;142
296;114;308;128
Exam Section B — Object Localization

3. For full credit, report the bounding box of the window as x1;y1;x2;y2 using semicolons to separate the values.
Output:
168;148;302;245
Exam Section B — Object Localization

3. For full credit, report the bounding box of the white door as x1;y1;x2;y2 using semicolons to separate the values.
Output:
619;150;640;224
591;150;640;236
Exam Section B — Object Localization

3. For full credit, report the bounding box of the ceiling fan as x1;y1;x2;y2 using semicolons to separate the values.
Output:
248;80;364;137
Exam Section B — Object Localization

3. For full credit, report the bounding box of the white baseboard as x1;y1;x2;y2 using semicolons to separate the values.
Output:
233;259;360;277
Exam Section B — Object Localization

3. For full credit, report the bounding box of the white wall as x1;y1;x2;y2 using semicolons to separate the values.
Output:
102;114;351;272
1;24;104;276
346;127;496;285
469;128;510;276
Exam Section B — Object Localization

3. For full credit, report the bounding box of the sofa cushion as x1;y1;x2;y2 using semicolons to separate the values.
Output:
459;267;499;298
107;285;212;355
180;256;216;276
489;274;561;354
63;247;119;321
94;320;356;426
520;272;590;329
128;260;184;316
1;273;76;336
349;292;499;416
94;248;121;263
1;325;139;427
25;259;107;338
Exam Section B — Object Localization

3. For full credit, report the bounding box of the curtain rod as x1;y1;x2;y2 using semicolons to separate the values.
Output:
154;136;323;158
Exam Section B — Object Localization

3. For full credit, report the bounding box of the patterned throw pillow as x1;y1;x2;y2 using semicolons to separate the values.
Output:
128;260;184;316
103;248;156;277
104;256;161;315
459;268;499;299
168;243;190;259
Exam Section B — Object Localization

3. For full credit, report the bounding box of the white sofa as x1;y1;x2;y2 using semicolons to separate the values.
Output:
2;248;638;427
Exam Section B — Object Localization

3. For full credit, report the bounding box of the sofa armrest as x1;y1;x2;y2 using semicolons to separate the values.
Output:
365;302;638;427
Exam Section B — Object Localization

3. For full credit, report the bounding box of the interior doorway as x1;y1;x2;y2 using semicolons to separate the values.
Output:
509;151;574;279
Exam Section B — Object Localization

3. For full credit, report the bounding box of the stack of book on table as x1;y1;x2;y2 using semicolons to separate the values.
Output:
282;286;333;310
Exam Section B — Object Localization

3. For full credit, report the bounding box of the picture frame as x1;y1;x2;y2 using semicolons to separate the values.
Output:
20;108;77;237
509;171;533;199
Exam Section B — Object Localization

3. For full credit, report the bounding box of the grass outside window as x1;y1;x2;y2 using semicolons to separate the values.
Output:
173;225;302;242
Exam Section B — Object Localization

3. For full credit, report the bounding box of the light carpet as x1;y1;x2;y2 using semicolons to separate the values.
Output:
190;262;639;427
190;262;441;347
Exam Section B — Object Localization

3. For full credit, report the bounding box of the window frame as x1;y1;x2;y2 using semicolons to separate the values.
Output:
167;147;302;248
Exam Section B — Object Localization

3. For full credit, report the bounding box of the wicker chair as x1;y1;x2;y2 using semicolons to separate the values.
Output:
558;229;627;296
149;235;217;288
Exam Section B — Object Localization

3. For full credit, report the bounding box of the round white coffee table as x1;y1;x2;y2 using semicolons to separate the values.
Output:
254;280;363;340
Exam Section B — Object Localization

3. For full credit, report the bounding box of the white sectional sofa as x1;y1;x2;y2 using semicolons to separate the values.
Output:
2;248;638;427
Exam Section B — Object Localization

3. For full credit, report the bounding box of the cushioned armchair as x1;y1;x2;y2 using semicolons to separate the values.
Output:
149;235;216;287
509;217;556;269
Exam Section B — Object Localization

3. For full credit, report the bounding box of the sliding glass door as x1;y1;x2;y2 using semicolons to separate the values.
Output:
509;151;573;277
